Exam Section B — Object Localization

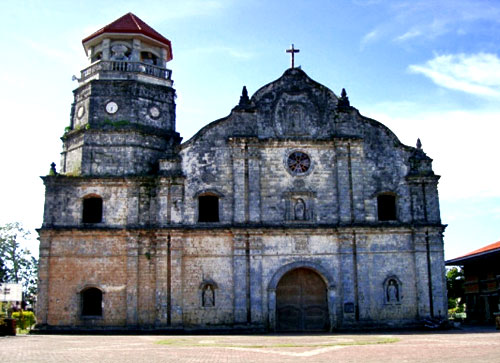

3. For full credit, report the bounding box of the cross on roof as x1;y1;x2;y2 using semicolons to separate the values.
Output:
286;44;300;69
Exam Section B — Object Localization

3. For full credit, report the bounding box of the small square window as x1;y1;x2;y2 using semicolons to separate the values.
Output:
198;195;219;222
83;197;103;223
377;194;396;221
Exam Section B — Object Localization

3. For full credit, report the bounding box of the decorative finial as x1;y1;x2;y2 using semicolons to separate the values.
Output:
286;44;300;69
416;138;422;149
337;88;351;112
49;162;57;176
239;86;250;106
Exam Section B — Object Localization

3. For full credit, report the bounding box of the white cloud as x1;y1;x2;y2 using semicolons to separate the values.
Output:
359;0;500;45
394;29;422;42
360;29;380;49
409;53;500;97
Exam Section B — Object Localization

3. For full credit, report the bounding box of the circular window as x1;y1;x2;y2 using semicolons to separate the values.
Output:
287;151;311;175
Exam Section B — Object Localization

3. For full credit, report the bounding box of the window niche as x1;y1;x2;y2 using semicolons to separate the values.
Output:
377;193;397;221
199;280;218;308
284;192;314;222
81;287;103;317
82;195;103;224
197;194;220;223
383;276;402;304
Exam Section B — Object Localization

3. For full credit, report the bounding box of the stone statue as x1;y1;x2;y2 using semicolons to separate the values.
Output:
387;279;399;302
294;199;306;220
202;285;215;307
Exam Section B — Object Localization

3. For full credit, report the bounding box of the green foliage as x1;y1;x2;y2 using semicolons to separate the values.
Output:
446;267;465;299
12;310;36;330
446;267;465;318
102;119;131;128
0;223;38;305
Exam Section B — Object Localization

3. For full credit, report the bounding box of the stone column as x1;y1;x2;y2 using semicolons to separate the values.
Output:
169;233;184;325
126;181;140;226
248;145;261;223
349;140;366;222
131;38;141;62
36;232;51;326
424;180;441;223
170;179;184;224
126;234;139;326
339;233;356;325
327;286;337;331
249;233;263;323
335;141;353;223
155;232;169;326
428;230;447;318
160;48;168;68
413;230;431;318
102;38;111;61
156;178;170;226
230;139;246;223
267;288;277;332
232;233;247;323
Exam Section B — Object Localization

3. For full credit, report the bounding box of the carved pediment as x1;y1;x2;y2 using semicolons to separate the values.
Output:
274;93;319;138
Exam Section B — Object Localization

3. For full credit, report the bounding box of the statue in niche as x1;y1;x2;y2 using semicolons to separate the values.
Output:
294;198;306;220
386;279;399;303
202;284;215;307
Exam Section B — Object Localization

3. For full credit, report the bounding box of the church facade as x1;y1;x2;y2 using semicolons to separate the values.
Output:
37;13;447;331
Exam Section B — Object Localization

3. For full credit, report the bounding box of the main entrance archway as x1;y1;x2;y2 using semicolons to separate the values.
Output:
276;268;329;331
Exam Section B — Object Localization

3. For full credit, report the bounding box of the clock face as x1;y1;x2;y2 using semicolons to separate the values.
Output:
76;105;85;119
105;101;118;114
149;106;160;119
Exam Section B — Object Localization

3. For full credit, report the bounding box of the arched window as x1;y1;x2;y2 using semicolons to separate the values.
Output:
198;195;219;222
377;194;396;221
82;196;103;223
81;287;103;317
140;51;159;65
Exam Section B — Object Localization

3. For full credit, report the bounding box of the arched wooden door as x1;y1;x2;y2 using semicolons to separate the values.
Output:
276;268;329;331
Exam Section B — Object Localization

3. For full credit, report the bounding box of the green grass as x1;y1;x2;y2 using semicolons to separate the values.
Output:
156;337;399;348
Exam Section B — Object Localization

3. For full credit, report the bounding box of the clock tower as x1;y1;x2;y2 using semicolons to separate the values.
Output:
62;12;180;176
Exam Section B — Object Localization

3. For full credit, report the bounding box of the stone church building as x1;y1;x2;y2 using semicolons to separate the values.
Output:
37;13;447;331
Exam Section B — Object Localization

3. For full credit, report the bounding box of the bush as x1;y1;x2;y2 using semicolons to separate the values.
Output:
12;310;36;330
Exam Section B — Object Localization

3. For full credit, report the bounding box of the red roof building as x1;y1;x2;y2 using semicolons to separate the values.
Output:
447;240;500;264
446;241;500;324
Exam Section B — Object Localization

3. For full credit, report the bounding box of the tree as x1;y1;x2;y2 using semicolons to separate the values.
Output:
0;222;38;306
446;267;465;310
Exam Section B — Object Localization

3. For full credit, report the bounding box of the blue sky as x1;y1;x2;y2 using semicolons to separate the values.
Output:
1;0;499;259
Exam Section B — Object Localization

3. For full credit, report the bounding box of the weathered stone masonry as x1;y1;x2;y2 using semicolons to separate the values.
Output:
37;13;447;331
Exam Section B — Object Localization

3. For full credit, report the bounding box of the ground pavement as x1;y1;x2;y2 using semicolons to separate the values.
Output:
0;326;498;362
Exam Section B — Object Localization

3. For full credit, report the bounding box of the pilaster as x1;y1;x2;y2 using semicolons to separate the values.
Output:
126;234;139;325
169;233;184;325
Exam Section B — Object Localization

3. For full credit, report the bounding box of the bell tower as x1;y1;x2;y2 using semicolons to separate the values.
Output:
61;13;180;176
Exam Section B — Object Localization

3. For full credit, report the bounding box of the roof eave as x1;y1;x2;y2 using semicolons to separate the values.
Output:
445;247;500;265
82;32;172;60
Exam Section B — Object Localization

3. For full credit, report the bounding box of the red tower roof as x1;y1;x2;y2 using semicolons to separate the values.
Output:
82;13;172;61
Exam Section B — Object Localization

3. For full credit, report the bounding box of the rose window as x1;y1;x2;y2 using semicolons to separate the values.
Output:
287;151;311;175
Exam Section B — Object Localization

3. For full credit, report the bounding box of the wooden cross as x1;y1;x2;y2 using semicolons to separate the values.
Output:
286;44;300;68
